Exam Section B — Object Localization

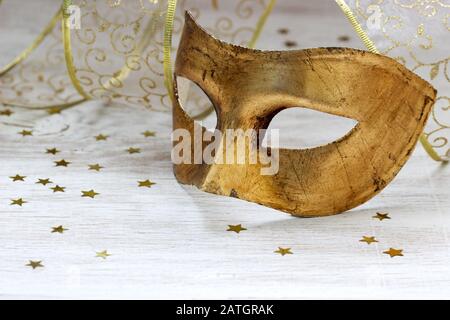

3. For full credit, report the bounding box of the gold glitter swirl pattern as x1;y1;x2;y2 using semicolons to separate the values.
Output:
0;9;84;110
0;0;271;115
64;0;168;109
67;0;270;112
339;0;450;160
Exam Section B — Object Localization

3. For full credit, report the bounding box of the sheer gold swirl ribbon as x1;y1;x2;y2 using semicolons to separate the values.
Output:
0;0;447;161
164;0;276;112
335;0;449;162
0;5;84;111
0;0;274;115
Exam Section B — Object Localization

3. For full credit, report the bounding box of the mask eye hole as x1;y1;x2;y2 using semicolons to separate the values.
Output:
175;76;218;131
262;107;358;149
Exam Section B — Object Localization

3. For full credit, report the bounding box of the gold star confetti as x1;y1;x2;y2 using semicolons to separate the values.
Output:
95;134;109;141
54;159;71;167
51;185;66;193
82;190;99;198
338;35;351;42
96;250;111;259
47;107;61;115
142;130;156;137
138;179;156;188
284;40;298;48
10;174;26;182
360;236;378;245
36;178;52;186
26;260;44;270
0;109;13;116
46;148;60;155
227;224;247;233
18;129;33;137
383;248;404;258
274;247;293;256
88;164;104;172
52;225;68;234
127;147;141;154
11;198;26;206
373;212;391;221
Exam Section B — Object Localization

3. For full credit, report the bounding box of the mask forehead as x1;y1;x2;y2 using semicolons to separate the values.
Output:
173;12;436;217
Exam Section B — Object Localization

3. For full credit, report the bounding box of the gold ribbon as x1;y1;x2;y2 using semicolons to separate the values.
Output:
0;2;85;111
0;0;446;161
62;0;90;102
248;0;277;49
163;0;278;114
1;0;275;114
164;0;178;103
0;10;60;76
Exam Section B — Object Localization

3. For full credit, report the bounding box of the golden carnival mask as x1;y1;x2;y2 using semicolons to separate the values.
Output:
172;13;437;217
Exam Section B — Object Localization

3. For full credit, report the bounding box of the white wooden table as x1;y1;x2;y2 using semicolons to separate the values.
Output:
0;0;449;299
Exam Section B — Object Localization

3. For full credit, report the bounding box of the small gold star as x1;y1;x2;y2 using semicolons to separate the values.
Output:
95;134;109;141
36;178;52;186
96;250;111;259
46;148;60;155
88;164;104;172
274;247;293;256
55;159;70;167
26;260;44;269
52;225;68;234
284;40;298;48
338;35;351;42
10;174;26;182
82;190;99;198
47;107;61;115
227;224;247;233
142;130;156;137
138;179;156;188
11;198;26;206
51;185;66;193
18;129;33;136
383;248;404;258
360;236;379;245
0;109;13;116
373;212;391;221
127;147;141;154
